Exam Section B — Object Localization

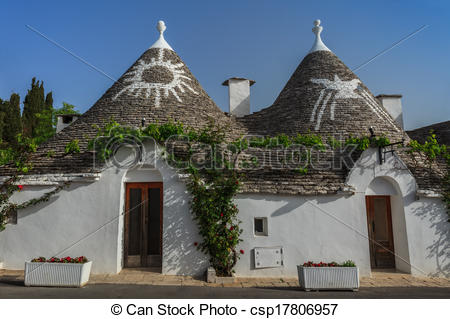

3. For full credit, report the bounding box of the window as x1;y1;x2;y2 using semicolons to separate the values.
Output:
254;217;268;236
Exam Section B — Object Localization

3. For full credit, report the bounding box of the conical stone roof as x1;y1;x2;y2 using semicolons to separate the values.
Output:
1;21;235;174
241;20;403;140
82;20;227;130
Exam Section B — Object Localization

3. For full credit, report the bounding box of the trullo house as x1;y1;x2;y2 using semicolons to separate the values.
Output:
0;20;448;278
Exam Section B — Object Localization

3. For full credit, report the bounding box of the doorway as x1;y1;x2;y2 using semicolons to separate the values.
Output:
365;195;395;269
124;182;162;268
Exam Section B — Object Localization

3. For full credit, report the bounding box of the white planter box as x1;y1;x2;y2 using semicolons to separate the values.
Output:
297;266;359;291
24;261;92;287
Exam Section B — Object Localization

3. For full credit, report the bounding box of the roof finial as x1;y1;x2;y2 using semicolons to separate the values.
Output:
309;19;331;53
150;20;173;51
157;20;166;36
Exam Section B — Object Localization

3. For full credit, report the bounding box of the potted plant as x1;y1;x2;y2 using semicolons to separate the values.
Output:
24;256;92;287
297;260;359;291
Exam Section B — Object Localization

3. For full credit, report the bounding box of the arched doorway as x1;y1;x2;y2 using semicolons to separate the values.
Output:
365;177;405;270
365;195;395;268
123;167;163;268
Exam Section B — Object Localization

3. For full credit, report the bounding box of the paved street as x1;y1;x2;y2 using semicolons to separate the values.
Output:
1;268;449;298
0;281;449;299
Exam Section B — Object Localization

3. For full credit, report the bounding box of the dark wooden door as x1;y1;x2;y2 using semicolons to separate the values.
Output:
365;195;395;268
124;182;162;268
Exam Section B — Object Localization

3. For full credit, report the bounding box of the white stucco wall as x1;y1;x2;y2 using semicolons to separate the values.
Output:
234;193;372;277
346;148;449;277
0;144;208;275
233;148;448;278
1;145;447;278
0;171;123;274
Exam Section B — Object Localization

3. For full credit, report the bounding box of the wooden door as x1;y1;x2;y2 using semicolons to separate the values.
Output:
365;196;395;268
124;182;162;268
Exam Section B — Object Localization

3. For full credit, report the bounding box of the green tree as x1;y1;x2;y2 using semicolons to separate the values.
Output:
22;77;45;138
34;92;54;143
2;93;22;145
0;98;6;141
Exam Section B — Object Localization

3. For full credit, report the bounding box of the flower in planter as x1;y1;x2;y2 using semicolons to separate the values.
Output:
31;256;88;264
303;260;355;267
240;249;244;254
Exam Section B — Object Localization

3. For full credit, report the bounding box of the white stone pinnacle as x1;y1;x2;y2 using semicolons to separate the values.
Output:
150;20;173;51
309;19;331;53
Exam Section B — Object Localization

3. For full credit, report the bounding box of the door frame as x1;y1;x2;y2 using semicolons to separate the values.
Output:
365;195;395;269
124;182;163;268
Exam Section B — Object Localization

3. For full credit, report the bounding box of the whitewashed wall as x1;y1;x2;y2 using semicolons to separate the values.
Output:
234;193;372;277
347;148;449;277
1;146;447;278
233;148;449;278
0;144;208;275
0;170;123;274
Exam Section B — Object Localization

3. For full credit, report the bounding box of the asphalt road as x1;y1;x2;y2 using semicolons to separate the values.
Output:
0;281;449;298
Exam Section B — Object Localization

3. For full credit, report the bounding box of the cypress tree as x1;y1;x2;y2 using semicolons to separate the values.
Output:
2;93;22;145
22;77;45;138
34;91;55;143
0;98;5;142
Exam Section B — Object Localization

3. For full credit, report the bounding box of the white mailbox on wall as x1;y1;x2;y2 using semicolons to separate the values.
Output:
254;246;283;268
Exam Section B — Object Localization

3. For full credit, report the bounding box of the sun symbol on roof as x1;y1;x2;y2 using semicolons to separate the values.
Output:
112;48;198;107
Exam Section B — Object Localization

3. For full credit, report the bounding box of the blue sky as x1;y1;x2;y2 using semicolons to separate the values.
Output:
0;0;448;130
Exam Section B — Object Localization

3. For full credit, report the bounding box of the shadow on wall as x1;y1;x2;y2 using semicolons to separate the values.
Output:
17;182;87;220
411;199;450;277
162;172;208;278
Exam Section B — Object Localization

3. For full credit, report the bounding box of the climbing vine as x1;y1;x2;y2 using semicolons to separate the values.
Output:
90;119;395;276
406;133;450;219
90;119;244;276
0;135;69;231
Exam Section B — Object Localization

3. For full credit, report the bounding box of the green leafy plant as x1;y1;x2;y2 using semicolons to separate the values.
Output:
0;135;69;231
407;132;449;219
345;135;390;151
65;139;80;154
302;260;356;267
341;260;356;267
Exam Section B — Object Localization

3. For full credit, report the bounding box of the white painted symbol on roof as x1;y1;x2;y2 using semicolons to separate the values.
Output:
112;48;198;107
310;74;400;131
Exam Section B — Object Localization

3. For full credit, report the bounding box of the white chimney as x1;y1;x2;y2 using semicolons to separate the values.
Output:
56;114;79;133
376;94;404;129
222;77;255;117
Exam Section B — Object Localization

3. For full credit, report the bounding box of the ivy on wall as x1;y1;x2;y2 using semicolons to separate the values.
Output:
89;119;394;276
4;116;446;277
0;135;70;231
406;133;450;220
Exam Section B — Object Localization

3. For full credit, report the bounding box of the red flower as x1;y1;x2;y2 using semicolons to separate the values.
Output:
194;242;198;246
220;213;224;217
18;185;23;191
230;226;234;231
235;181;239;185
239;249;244;254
